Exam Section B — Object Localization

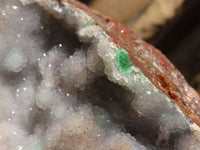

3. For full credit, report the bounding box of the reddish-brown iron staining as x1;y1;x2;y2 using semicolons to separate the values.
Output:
62;0;200;126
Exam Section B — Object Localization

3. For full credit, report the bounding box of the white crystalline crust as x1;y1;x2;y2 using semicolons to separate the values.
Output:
2;48;27;72
78;20;192;132
0;0;199;149
0;0;148;149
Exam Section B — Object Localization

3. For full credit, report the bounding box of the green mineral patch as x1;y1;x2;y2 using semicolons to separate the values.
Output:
115;48;133;75
84;20;95;27
140;75;147;81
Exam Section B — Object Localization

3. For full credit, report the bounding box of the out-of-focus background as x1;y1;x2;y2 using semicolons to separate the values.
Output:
79;0;200;94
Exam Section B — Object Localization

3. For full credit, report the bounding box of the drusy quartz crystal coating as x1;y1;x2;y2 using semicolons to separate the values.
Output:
0;0;200;149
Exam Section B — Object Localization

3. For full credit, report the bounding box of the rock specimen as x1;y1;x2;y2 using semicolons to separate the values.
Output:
0;0;200;149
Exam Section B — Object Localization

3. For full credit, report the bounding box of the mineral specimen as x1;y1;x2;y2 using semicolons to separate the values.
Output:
0;0;200;149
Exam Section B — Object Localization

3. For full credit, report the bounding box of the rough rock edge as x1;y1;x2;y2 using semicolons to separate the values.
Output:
20;0;200;129
64;0;200;127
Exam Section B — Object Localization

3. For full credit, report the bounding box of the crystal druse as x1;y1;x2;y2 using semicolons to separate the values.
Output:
0;0;200;149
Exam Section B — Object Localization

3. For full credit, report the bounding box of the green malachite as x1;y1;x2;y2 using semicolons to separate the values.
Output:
141;75;147;81
115;48;133;75
84;20;95;27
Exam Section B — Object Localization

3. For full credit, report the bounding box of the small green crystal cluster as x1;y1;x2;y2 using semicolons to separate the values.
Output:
84;19;95;27
115;48;133;75
115;48;147;82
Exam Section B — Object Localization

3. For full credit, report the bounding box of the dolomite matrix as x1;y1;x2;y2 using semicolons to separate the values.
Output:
0;0;200;149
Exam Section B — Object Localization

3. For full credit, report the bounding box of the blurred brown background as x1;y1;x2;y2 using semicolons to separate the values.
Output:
79;0;200;94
